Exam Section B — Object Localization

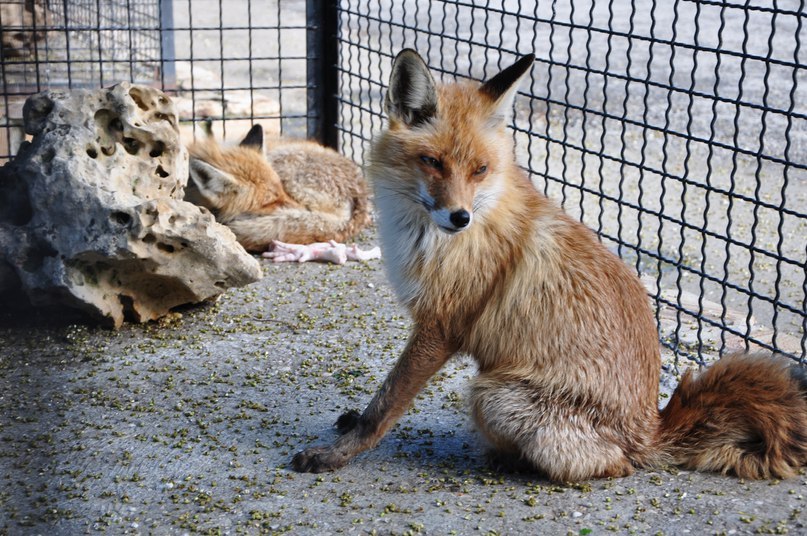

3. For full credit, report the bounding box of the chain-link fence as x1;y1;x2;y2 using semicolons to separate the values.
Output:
336;0;806;366
1;0;804;365
0;0;315;160
1;0;170;160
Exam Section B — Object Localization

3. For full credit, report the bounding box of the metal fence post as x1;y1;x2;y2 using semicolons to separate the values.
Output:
159;0;176;90
306;0;339;149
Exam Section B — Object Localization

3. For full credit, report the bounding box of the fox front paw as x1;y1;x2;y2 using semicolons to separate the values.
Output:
291;446;348;473
335;410;361;434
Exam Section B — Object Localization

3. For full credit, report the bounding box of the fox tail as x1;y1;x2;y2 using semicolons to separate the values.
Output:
657;353;807;479
340;185;372;243
225;196;370;252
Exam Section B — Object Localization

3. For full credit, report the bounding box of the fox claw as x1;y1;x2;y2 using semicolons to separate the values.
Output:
291;446;347;473
485;449;535;474
335;410;361;434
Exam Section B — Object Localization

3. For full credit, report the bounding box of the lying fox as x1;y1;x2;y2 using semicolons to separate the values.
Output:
186;124;371;251
292;49;807;481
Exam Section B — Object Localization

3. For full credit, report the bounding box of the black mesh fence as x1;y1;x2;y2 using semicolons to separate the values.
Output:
166;0;310;141
0;0;804;365
1;0;165;92
0;0;312;161
336;0;806;366
1;0;168;159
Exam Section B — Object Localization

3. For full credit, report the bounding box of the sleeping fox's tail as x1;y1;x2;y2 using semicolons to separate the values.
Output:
224;202;367;252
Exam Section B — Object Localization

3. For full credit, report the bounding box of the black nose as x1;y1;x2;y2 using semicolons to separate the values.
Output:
450;209;471;228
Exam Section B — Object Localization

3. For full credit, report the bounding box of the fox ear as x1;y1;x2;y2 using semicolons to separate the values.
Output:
479;54;534;122
239;124;264;152
385;49;438;127
187;158;238;208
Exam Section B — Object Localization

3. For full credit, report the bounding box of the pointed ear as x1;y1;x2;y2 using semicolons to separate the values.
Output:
239;124;264;152
187;158;238;208
385;49;438;127
479;54;534;122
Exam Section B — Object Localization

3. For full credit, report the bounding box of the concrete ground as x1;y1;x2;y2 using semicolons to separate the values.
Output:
1;1;804;533
1;228;805;535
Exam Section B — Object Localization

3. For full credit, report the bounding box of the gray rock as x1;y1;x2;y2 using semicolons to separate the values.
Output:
0;82;262;327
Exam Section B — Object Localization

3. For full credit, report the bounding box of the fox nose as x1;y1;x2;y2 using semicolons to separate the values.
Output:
450;209;471;228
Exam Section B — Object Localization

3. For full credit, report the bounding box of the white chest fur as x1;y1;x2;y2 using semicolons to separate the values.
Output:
373;173;506;307
374;181;435;306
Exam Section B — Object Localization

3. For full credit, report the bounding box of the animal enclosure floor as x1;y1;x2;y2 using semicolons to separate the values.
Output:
0;229;804;535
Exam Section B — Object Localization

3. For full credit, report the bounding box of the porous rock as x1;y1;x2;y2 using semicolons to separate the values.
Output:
0;83;262;327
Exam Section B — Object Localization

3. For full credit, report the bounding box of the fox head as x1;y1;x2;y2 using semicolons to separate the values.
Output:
370;49;534;234
187;124;290;222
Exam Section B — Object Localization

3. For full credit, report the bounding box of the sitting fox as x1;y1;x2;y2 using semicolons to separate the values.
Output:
292;50;807;481
186;124;371;251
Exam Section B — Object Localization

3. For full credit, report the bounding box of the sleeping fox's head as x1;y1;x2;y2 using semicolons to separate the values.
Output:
186;124;292;222
369;49;534;234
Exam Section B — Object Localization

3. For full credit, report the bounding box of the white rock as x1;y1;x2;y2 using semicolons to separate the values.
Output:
0;83;262;326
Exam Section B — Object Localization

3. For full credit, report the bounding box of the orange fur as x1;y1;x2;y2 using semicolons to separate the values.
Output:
291;50;807;480
186;127;371;251
187;139;296;219
660;353;807;479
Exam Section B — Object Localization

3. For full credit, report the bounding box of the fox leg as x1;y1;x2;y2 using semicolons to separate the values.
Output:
292;323;455;472
470;375;634;482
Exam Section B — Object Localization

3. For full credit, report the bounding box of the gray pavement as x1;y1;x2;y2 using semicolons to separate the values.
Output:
1;228;805;534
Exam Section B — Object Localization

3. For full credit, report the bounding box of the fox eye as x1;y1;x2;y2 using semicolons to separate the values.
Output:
420;155;443;170
474;165;488;175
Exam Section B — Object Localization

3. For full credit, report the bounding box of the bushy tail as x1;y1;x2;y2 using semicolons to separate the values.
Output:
224;198;370;252
340;187;372;242
658;353;807;479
